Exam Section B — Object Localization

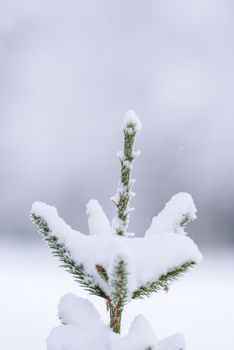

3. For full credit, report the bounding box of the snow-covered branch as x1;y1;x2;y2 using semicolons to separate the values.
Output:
111;111;141;237
132;260;196;300
31;203;108;300
31;201;201;304
145;192;197;237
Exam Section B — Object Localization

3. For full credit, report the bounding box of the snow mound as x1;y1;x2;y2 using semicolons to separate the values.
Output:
58;294;105;332
31;201;202;297
48;294;108;350
110;315;158;350
145;193;197;236
48;294;185;350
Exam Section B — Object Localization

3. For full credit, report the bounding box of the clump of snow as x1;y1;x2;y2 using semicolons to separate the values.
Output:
145;193;197;237
31;201;202;298
117;149;140;161
48;294;108;350
133;150;141;158
123;160;133;170
110;315;158;350
122;110;142;133
111;181;136;207
58;294;104;332
86;199;112;236
128;234;201;288
117;150;124;160
31;201;73;237
48;294;185;350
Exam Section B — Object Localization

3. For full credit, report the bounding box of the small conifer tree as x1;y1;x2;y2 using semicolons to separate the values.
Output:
31;111;202;350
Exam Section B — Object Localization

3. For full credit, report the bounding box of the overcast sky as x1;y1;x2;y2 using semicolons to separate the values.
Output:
0;0;234;247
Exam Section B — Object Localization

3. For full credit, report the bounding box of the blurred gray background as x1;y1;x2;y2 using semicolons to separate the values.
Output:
1;3;234;350
0;0;234;248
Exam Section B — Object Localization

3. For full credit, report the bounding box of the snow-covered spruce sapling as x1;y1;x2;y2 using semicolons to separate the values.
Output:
31;111;202;350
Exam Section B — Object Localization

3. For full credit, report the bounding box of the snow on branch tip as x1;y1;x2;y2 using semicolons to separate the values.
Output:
122;110;142;133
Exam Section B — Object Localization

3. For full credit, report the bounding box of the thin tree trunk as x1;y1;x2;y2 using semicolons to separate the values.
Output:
109;305;122;334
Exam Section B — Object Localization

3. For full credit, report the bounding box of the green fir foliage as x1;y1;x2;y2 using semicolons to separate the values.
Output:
31;213;107;299
112;121;140;236
132;261;196;300
110;258;129;310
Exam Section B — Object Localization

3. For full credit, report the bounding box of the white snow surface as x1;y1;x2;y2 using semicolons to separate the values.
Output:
1;244;232;350
158;334;185;350
48;293;185;350
145;193;197;237
122;110;142;132
47;325;107;350
31;201;202;297
86;199;112;236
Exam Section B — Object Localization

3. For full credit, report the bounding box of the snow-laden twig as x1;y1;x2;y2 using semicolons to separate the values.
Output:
111;110;141;237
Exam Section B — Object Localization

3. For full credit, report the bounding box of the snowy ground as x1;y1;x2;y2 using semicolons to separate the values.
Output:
1;242;233;350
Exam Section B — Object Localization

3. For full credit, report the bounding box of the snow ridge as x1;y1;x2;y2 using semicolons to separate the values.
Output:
48;293;186;350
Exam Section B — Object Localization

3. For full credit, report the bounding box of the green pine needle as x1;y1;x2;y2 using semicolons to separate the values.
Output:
132;261;196;300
